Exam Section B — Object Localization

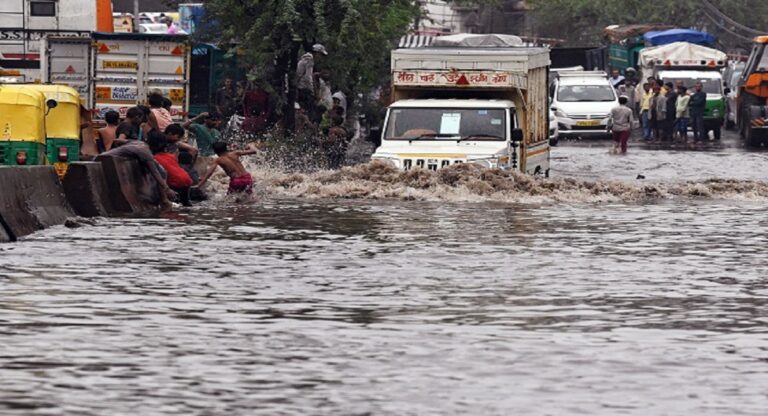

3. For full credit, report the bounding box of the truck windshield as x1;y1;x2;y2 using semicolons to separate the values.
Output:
557;85;616;102
385;108;506;140
662;77;722;94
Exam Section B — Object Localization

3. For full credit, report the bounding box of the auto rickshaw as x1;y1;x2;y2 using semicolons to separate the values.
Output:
0;85;48;166
22;84;82;177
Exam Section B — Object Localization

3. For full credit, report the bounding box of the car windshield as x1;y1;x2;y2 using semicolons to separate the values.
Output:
557;85;616;102
662;77;722;94
385;108;507;140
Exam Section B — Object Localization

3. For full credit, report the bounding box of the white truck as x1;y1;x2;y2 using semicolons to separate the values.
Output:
42;32;191;121
372;34;551;175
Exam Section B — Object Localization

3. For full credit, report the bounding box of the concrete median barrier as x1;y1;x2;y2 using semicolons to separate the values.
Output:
62;162;117;217
0;166;73;242
95;155;161;214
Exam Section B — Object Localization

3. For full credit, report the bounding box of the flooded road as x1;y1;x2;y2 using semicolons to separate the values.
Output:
2;135;768;415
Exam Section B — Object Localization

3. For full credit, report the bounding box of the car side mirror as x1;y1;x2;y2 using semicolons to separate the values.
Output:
511;128;524;143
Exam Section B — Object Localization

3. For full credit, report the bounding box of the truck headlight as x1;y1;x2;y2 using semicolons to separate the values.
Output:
712;108;720;117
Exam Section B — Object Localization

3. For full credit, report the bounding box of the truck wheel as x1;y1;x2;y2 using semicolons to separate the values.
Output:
745;126;762;148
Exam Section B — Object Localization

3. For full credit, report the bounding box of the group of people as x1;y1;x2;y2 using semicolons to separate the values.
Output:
294;44;353;168
609;69;710;154
94;91;256;210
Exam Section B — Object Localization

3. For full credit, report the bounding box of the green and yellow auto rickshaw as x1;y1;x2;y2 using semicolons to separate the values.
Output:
0;85;47;166
23;84;82;177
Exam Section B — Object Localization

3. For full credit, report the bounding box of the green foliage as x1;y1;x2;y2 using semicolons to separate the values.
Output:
527;0;768;47
204;0;419;120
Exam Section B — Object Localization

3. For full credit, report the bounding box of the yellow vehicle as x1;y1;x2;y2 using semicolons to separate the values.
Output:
23;84;82;176
0;86;48;166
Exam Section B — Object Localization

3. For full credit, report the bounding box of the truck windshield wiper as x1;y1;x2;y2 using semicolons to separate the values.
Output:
459;134;505;142
404;133;458;141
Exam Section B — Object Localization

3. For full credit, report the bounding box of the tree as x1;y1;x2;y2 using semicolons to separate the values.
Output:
527;0;768;49
203;0;418;131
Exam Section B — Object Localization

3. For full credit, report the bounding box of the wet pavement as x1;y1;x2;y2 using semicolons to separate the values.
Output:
1;128;768;415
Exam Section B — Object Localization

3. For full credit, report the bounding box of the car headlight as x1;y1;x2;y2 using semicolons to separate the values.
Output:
554;108;568;118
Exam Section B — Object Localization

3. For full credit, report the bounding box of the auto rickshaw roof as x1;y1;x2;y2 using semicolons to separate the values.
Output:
21;84;81;105
0;85;46;108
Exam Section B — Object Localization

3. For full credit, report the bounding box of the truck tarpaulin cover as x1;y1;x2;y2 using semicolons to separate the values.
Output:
639;42;727;68
644;29;716;46
431;34;523;48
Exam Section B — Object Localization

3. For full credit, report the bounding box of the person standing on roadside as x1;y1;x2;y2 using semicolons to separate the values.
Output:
664;82;678;142
609;96;634;154
215;78;237;120
148;92;174;133
689;82;707;142
675;86;690;142
652;85;668;142
640;83;653;141
609;69;625;89
296;44;328;123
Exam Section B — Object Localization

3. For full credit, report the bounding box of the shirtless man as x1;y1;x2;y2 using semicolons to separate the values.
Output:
96;110;120;152
196;141;258;194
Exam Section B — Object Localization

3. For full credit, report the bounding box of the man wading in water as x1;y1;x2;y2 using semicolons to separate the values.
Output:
609;96;635;154
195;142;259;195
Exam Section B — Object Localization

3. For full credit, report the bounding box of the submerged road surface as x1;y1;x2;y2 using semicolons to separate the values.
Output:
1;131;768;415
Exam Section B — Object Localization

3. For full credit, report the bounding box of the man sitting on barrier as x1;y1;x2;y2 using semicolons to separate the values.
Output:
103;137;176;210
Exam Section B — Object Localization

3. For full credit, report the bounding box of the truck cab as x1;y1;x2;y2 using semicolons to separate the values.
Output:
738;36;768;147
374;99;521;170
371;34;551;175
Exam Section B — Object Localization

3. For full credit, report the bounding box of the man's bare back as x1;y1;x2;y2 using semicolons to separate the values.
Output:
215;151;250;178
97;125;117;152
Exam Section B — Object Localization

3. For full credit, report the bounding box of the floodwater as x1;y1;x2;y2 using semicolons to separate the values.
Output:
2;135;768;415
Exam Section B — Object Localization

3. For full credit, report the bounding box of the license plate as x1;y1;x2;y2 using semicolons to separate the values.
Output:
576;120;601;127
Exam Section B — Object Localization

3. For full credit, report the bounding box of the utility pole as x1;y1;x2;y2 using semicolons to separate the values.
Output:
133;0;140;32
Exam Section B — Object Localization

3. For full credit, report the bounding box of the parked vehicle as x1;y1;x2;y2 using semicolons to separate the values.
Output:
737;36;768;147
0;85;49;165
371;34;551;175
42;32;191;122
21;84;82;177
549;108;559;146
550;71;617;140
724;61;745;129
639;42;727;140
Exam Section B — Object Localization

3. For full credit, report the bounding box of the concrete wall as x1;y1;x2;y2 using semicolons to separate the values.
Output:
0;166;73;242
0;156;165;242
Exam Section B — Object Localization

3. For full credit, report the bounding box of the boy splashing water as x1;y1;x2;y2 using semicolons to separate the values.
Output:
196;142;258;195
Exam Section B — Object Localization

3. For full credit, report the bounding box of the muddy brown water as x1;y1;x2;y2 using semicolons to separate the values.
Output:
1;138;768;415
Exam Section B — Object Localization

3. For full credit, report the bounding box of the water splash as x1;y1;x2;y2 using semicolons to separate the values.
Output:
199;157;768;204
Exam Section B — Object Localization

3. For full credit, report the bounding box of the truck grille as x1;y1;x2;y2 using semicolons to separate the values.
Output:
402;158;464;171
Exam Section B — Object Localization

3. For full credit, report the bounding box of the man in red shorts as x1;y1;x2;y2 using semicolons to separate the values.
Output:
196;142;258;194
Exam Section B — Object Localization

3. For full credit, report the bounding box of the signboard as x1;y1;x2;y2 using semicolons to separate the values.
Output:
95;86;138;103
169;88;185;103
102;60;138;70
393;70;527;89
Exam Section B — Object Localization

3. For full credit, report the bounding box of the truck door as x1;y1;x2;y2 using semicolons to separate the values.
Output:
43;37;93;108
143;39;190;121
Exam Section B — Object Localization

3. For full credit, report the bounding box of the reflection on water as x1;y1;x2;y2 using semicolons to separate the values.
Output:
1;200;768;415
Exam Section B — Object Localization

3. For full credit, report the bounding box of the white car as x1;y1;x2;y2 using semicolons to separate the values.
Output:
550;71;618;139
